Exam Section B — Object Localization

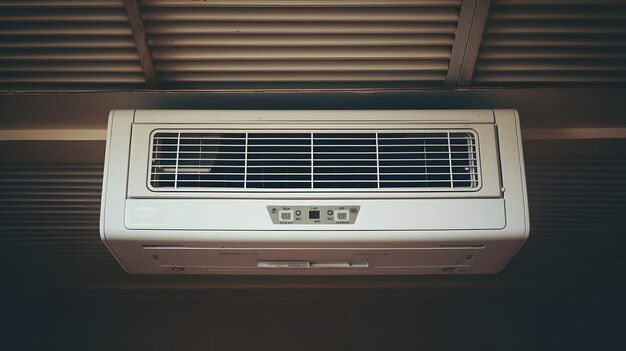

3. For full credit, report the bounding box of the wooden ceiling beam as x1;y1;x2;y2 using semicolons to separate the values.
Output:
446;0;491;86
123;0;158;88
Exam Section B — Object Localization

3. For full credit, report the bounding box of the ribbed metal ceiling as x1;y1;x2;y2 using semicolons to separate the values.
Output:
139;0;461;88
1;0;626;89
0;0;146;89
473;0;626;85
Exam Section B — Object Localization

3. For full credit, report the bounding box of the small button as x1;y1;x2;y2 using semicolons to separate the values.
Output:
327;210;334;216
172;267;186;272
279;210;293;222
334;210;349;222
295;210;302;216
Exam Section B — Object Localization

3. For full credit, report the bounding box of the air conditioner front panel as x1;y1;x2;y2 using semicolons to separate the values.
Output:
100;109;529;275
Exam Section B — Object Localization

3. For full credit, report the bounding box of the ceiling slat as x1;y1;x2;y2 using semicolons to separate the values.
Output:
151;46;452;60
482;35;626;48
139;0;463;7
0;49;140;61
140;7;460;22
145;22;459;35
158;72;446;82
0;1;125;7
0;9;130;22
474;72;626;83
476;60;626;72
156;60;450;72
0;62;143;73
479;47;626;59
148;34;455;47
0;37;137;49
0;23;134;36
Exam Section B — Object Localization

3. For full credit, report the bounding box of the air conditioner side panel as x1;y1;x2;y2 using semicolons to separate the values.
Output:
493;109;530;272
99;109;135;272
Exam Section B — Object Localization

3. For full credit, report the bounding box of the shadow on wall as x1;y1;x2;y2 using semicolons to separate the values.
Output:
2;88;626;130
1;288;624;351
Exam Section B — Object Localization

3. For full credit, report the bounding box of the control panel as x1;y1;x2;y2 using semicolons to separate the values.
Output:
267;206;360;224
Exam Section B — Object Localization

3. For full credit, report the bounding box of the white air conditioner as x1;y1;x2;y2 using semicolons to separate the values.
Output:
100;109;529;275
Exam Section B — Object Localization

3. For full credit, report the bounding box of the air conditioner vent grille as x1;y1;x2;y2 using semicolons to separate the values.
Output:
149;130;479;191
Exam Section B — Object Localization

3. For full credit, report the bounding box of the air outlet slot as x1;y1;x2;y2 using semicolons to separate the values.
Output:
247;133;312;189
149;130;479;191
150;132;246;188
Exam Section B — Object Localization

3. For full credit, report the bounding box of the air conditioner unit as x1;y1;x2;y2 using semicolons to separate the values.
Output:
100;109;529;275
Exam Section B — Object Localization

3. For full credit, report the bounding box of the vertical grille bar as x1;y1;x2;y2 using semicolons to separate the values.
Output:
470;134;478;188
447;132;453;189
375;132;381;188
174;132;180;189
243;132;248;189
310;132;314;189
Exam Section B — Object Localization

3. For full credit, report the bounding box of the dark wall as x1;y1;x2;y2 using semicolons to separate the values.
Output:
2;88;626;130
3;286;624;351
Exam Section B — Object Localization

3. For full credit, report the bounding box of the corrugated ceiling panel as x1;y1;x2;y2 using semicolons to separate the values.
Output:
0;1;145;89
473;0;626;85
139;0;462;88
